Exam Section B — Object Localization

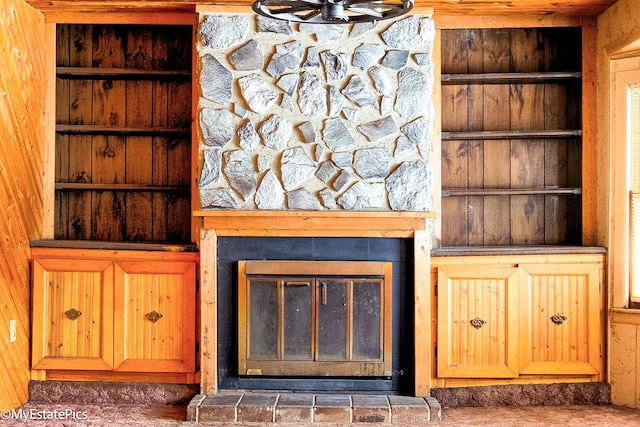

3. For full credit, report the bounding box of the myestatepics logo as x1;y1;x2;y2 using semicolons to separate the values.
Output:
1;408;88;422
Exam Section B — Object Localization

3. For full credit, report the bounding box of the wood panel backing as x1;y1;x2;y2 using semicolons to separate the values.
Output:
55;24;192;243
440;28;583;247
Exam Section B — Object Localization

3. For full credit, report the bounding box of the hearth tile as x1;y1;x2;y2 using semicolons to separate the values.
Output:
352;395;389;423
186;394;205;422
237;393;278;423
277;393;315;407
352;394;389;407
314;394;351;407
425;396;442;421
313;394;351;423
275;393;314;423
388;395;430;424
197;394;242;423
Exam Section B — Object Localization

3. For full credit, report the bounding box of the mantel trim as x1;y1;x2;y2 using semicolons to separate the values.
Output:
193;210;436;237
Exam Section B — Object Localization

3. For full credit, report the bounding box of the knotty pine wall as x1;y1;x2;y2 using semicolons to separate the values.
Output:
598;0;640;408
0;0;47;410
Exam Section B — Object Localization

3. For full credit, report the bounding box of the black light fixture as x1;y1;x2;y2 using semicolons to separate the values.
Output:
252;0;414;24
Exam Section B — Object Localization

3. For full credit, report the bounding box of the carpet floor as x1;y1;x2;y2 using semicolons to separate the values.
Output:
2;402;640;426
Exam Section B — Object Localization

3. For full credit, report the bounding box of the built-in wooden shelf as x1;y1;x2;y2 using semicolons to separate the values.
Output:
55;124;190;136
55;183;189;192
56;66;191;80
441;71;581;85
442;187;582;197
194;210;436;238
441;130;582;141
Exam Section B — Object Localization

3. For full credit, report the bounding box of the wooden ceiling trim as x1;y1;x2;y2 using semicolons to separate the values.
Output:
25;0;619;16
43;10;197;24
434;14;589;29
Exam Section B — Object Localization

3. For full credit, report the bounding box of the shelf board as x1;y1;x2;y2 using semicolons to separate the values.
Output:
55;183;189;192
441;72;581;85
56;124;190;136
56;66;191;81
442;187;582;197
441;130;582;141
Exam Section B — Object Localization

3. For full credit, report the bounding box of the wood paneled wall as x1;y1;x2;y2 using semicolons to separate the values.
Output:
0;0;47;410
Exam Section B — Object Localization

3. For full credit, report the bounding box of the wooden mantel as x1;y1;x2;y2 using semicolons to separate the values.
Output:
195;209;434;397
193;210;436;237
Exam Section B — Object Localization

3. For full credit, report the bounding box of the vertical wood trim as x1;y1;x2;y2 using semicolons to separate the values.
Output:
199;228;218;394
414;229;431;396
581;17;598;246
42;22;57;238
432;29;442;247
587;264;603;381
31;260;48;368
190;22;199;243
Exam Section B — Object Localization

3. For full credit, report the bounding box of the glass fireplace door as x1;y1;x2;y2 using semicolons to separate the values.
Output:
238;261;392;377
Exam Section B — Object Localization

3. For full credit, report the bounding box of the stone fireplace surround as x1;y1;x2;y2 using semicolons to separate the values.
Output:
195;12;435;213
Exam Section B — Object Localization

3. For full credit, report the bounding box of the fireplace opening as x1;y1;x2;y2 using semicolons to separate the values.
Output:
216;236;413;393
238;261;392;377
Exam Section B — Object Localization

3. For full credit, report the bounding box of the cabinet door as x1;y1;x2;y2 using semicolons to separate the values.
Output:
518;263;601;376
113;261;196;372
32;259;114;370
437;265;519;378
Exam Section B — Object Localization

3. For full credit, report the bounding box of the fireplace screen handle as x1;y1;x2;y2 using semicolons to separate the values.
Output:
320;282;327;305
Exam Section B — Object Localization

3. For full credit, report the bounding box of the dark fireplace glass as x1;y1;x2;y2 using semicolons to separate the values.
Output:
249;279;278;359
352;280;382;360
317;279;347;360
283;279;313;359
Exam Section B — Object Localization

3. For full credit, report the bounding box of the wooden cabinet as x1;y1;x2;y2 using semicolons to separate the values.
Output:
437;265;519;378
31;248;197;380
433;253;604;383
518;263;601;376
32;258;115;371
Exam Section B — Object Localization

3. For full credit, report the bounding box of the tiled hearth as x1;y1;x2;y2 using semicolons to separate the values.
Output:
187;392;441;424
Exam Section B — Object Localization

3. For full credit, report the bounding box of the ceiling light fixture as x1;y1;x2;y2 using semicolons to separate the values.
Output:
252;0;413;24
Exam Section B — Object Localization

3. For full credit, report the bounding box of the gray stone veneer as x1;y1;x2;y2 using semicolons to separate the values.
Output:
197;13;435;211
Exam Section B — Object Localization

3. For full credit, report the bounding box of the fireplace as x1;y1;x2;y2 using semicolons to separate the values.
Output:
196;210;434;396
238;260;393;377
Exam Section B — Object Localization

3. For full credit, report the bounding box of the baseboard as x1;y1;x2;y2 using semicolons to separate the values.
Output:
28;381;198;405
431;382;611;408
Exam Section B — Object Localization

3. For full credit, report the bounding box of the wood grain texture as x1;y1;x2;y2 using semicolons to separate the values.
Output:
55;24;192;243
30;248;198;381
113;260;196;372
31;259;115;371
441;28;584;246
0;0;47;411
432;254;604;386
22;0;618;16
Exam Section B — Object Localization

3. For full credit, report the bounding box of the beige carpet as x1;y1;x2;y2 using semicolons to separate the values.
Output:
2;403;640;426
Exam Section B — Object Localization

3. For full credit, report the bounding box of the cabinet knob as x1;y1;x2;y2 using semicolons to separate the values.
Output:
64;308;82;320
470;317;486;329
550;313;568;325
146;311;163;323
